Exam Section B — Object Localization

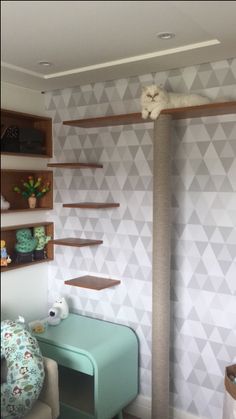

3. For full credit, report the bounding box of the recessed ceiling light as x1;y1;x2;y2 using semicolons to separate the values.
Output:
157;32;175;40
38;61;52;67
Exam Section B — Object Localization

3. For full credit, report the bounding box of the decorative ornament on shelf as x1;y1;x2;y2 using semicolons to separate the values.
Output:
13;176;50;209
28;195;36;209
1;240;12;267
33;226;51;260
1;195;10;211
14;228;37;264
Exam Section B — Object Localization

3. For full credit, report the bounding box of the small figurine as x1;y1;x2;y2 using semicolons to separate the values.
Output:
33;226;51;260
1;240;12;266
15;228;37;263
1;195;10;210
48;297;69;326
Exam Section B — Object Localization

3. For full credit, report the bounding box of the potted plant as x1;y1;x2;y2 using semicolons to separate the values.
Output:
13;176;50;208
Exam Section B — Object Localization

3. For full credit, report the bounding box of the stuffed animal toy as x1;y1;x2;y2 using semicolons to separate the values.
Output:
1;194;10;210
15;228;37;263
1;240;11;266
33;226;51;260
48;297;69;326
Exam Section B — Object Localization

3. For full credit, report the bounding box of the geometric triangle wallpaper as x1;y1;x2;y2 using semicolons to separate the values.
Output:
45;58;236;419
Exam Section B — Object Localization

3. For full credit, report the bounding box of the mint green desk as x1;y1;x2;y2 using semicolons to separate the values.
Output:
35;313;138;419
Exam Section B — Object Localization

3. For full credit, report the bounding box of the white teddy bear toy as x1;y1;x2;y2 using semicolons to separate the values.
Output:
1;195;10;210
48;297;69;326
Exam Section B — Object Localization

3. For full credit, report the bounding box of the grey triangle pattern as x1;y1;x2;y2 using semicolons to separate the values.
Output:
170;107;236;419
45;58;236;419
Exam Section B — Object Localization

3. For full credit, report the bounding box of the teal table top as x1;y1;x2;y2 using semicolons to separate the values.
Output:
36;313;137;364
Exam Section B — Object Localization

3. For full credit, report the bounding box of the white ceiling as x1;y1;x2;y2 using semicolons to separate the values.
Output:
1;1;236;91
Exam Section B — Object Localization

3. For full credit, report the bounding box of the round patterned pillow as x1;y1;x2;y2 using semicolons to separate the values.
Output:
1;320;45;418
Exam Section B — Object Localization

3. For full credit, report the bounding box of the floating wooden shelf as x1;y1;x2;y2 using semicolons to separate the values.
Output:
62;101;236;128
1;109;52;158
64;275;121;290
1;222;54;272
63;202;120;209
63;113;144;128
50;238;103;247
47;162;103;169
1;169;53;212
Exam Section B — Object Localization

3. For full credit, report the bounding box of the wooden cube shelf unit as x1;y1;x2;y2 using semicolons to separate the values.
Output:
1;109;52;158
1;222;54;272
1;169;53;213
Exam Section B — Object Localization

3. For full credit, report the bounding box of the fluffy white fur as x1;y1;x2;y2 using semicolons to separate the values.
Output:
141;85;210;120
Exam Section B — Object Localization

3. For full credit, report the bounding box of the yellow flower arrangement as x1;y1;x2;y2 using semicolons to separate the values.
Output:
13;176;50;199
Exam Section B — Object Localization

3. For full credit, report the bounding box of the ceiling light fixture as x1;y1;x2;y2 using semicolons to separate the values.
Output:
38;61;52;67
157;32;175;40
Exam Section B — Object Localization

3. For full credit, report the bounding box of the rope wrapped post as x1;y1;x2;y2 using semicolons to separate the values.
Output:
152;114;172;419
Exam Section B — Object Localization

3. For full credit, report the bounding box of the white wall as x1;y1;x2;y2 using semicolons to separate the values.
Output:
1;81;50;322
1;81;46;115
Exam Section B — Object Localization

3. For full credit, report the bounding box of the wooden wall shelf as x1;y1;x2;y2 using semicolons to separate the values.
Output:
47;162;103;169
62;101;236;128
1;258;52;272
1;222;54;272
64;275;121;290
50;238;103;247
1;169;53;212
63;203;120;209
1;109;52;158
1;208;52;214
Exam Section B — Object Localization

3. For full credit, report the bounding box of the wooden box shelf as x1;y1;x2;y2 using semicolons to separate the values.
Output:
62;101;236;127
50;238;103;247
64;275;121;290
1;169;53;213
1;109;52;158
47;162;103;169
62;202;120;209
1;222;54;272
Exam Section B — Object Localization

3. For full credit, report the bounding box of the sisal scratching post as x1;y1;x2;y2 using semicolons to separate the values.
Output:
152;114;172;419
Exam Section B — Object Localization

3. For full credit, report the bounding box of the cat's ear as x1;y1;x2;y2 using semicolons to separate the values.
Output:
142;85;148;93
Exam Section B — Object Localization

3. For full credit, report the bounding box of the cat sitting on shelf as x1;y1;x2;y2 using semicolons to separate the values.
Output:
141;84;210;120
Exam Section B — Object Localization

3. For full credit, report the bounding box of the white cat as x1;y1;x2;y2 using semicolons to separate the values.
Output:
141;85;210;120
